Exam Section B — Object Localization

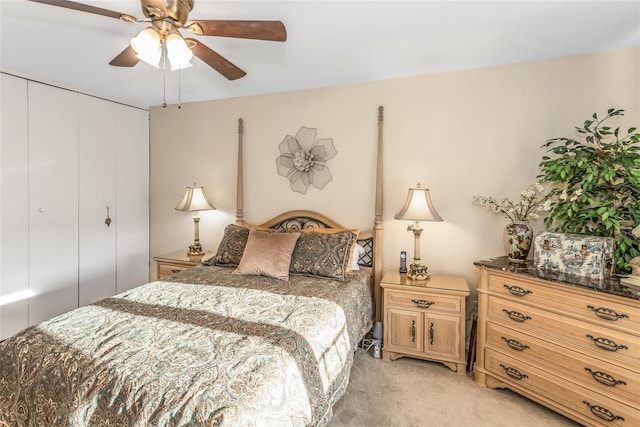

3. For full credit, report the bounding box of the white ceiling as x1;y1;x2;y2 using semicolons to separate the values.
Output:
1;1;639;108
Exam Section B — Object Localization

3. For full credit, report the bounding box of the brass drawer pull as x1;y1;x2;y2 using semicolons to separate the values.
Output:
587;305;629;322
503;284;532;297
586;334;629;352
582;401;625;422
502;309;531;323
412;299;435;309
499;364;528;380
171;269;181;274
501;337;530;351
429;322;434;345
411;320;416;342
584;368;627;387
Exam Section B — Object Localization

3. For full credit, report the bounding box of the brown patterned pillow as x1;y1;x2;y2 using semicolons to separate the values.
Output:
204;224;250;267
290;229;359;281
234;229;301;281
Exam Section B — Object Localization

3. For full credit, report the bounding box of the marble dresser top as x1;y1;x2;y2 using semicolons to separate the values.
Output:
474;256;640;301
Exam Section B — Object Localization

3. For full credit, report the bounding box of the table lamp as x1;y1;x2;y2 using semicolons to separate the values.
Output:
175;183;216;256
394;183;443;280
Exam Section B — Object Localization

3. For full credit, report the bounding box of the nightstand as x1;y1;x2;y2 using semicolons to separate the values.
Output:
381;270;470;375
154;249;212;279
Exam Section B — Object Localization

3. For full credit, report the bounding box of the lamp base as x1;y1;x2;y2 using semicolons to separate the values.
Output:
187;242;205;257
407;263;430;281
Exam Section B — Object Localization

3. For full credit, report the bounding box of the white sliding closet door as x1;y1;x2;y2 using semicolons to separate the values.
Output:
28;82;79;325
116;106;149;293
0;74;29;339
78;95;117;306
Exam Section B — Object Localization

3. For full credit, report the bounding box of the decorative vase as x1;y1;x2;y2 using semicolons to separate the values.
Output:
503;221;533;263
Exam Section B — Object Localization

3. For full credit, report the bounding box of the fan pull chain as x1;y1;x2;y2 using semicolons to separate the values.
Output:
178;67;182;109
162;44;167;108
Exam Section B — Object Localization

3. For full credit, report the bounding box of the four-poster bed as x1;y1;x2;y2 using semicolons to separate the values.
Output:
0;107;386;426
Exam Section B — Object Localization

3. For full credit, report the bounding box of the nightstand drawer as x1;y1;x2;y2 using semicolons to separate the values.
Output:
154;250;211;280
485;349;639;427
486;321;640;407
158;263;191;279
488;296;640;367
385;289;461;314
488;273;639;334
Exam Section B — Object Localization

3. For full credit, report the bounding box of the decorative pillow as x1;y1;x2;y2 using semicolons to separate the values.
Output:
351;244;365;271
204;224;250;267
234;229;301;281
290;229;359;281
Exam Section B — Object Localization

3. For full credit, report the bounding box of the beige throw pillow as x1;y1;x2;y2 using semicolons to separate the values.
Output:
234;229;301;281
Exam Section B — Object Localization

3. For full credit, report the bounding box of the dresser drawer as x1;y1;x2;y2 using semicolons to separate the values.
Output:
488;296;640;367
485;349;640;427
385;289;461;314
158;263;191;279
486;321;640;406
488;273;639;334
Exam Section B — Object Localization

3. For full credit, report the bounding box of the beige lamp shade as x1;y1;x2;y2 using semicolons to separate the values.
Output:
394;183;443;222
175;183;216;212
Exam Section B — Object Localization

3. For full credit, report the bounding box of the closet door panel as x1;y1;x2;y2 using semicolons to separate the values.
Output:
0;74;29;339
28;82;79;325
116;107;149;293
78;95;117;306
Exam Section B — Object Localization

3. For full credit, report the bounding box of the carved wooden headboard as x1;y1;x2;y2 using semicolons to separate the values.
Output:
233;107;385;322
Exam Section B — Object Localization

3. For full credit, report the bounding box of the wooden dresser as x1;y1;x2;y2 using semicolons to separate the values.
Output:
474;258;639;426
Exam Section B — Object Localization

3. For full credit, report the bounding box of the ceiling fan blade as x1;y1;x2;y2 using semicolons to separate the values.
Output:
184;20;287;41
109;46;140;67
28;0;136;22
186;38;246;80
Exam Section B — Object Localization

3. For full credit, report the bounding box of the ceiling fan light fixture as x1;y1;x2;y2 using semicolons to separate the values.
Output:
166;32;194;70
131;27;162;67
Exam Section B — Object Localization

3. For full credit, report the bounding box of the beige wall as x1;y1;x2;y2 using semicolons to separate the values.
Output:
149;47;639;298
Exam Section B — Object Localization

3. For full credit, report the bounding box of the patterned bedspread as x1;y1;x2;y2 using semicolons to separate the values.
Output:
0;266;373;426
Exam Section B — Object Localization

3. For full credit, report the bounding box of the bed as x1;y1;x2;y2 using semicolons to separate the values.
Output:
0;107;386;426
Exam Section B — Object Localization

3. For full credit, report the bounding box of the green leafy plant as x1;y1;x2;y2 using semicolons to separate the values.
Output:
538;108;640;274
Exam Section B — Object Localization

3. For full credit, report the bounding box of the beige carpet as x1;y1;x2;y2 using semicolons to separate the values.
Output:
329;349;581;427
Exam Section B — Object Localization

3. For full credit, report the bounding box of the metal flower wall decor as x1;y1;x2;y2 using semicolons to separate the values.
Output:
276;126;337;195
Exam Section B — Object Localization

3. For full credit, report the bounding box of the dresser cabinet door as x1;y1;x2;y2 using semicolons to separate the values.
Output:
386;307;422;353
425;313;460;358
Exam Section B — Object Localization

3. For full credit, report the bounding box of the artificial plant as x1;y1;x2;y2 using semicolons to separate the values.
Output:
538;108;640;274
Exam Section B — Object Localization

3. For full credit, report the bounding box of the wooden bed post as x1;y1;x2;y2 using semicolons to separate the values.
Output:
374;106;384;323
236;118;245;225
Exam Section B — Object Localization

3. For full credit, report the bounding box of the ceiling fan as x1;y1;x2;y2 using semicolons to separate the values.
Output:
28;0;287;80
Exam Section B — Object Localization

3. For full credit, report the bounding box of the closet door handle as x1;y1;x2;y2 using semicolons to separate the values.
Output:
104;205;112;227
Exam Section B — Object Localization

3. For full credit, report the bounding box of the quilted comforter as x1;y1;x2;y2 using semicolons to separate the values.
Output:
0;266;373;426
